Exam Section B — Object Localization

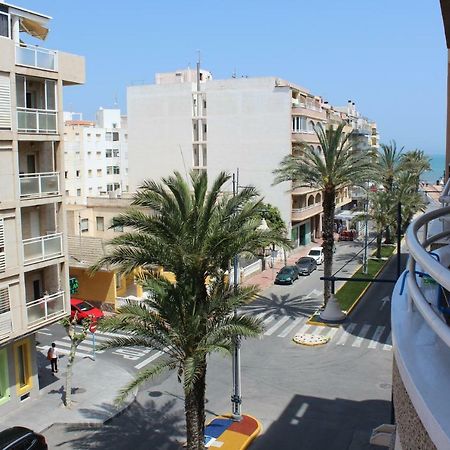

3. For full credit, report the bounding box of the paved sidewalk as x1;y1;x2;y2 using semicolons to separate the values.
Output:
1;354;136;433
242;241;323;291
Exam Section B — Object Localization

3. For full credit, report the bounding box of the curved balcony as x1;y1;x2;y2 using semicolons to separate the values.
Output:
392;202;450;448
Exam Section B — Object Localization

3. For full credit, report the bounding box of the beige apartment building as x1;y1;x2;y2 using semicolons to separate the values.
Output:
0;3;84;413
128;69;377;247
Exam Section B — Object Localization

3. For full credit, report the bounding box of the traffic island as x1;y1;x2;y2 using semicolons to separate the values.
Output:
204;414;261;449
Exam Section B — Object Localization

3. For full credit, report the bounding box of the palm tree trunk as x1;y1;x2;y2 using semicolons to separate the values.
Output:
322;187;335;306
385;225;392;244
376;233;382;259
184;364;207;450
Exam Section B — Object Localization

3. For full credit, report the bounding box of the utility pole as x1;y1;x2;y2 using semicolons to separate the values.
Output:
363;188;369;275
231;172;242;421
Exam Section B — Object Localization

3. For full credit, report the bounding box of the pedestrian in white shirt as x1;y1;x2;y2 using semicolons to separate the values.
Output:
47;342;58;374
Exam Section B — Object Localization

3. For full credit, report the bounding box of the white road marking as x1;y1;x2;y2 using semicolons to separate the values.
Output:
304;289;322;299
383;332;392;351
52;340;104;354
379;296;390;311
37;331;52;336
294;324;311;336
368;326;386;349
322;327;339;340
134;348;168;369
264;316;290;336
37;345;91;359
352;324;371;347
335;323;356;346
262;314;275;325
277;317;304;338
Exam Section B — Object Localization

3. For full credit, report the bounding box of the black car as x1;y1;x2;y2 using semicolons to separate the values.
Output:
274;265;299;285
295;256;317;275
0;427;47;450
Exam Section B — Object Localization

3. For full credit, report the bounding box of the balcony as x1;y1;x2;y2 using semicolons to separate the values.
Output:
26;291;65;326
23;233;63;265
17;108;57;134
20;172;60;198
292;204;322;221
391;198;450;448
16;43;58;71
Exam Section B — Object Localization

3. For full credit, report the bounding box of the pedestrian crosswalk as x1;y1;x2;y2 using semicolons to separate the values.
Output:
240;310;393;351
36;328;165;369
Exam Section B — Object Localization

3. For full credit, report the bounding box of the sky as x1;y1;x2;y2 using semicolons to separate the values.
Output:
18;0;447;155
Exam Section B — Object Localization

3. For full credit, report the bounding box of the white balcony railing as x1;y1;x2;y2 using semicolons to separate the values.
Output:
17;108;57;134
19;172;60;198
23;233;63;265
26;291;65;326
292;204;320;213
15;43;58;71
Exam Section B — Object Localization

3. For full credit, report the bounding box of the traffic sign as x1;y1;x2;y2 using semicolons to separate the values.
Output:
89;322;97;333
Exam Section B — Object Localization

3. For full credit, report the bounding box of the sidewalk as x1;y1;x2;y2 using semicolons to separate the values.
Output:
1;354;136;433
242;240;323;291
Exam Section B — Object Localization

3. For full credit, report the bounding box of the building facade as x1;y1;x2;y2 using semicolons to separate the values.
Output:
128;69;376;247
0;3;84;413
63;108;128;204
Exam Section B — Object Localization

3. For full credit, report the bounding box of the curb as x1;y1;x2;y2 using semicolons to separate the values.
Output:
39;386;138;433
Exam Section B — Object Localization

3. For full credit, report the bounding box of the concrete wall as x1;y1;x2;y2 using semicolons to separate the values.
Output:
69;267;116;304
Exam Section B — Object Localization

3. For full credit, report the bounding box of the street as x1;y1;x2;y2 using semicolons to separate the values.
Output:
42;241;395;449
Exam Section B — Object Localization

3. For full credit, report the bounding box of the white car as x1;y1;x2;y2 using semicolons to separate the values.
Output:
307;247;324;265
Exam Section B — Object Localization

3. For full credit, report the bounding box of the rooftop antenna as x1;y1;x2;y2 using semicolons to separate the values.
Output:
114;93;118;108
232;67;237;78
196;50;201;92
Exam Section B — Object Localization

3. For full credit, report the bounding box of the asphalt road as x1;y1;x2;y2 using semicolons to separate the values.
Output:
43;240;396;450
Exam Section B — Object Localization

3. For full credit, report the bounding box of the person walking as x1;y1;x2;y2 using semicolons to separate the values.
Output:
47;343;58;374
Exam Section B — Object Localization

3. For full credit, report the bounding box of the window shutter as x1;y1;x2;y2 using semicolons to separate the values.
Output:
0;219;4;273
0;286;11;338
0;73;11;129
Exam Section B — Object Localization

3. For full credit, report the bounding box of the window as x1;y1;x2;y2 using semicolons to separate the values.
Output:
88;151;92;157
113;166;120;174
107;166;112;175
64;171;68;179
113;149;119;157
0;219;4;273
114;182;120;190
88;170;92;177
112;132;119;141
65;190;69;196
96;151;102;158
97;169;102;177
88;187;93;194
0;11;10;38
107;183;114;192
105;132;112;141
80;218;88;232
14;339;32;395
76;189;81;197
106;149;112;158
76;170;80;178
96;216;104;231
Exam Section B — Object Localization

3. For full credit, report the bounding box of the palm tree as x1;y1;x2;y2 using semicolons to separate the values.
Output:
91;171;289;450
377;141;404;192
401;149;431;191
273;123;374;305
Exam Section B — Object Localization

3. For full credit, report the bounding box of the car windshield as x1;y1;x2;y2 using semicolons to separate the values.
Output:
297;258;312;264
279;267;293;274
309;250;321;256
76;301;94;312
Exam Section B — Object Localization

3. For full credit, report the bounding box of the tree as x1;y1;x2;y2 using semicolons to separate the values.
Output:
60;314;91;408
91;171;289;450
273;123;374;305
400;149;431;192
259;202;285;233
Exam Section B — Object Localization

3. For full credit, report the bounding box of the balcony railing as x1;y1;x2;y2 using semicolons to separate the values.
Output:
17;108;57;134
26;291;65;326
23;233;63;265
292;204;320;213
19;172;60;198
15;43;58;71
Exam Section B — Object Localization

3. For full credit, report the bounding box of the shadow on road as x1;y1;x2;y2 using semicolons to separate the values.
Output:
45;399;185;450
252;393;390;450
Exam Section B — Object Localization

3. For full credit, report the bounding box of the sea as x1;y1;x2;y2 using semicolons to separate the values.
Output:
422;153;446;184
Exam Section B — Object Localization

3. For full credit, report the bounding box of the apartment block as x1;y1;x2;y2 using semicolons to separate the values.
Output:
63;108;128;204
128;69;375;247
0;3;84;413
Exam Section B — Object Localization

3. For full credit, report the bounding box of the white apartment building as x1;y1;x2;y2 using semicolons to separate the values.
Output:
0;2;84;413
63;108;128;205
128;68;376;247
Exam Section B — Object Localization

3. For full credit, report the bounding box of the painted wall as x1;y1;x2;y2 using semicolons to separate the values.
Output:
69;267;116;304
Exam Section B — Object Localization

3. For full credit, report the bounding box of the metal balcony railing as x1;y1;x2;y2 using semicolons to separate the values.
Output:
17;108;57;134
23;233;63;265
26;291;65;326
15;43;58;71
19;172;60;198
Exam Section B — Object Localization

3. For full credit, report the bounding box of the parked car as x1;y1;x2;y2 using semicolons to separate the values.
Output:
0;427;47;450
274;265;299;285
307;247;324;265
70;298;104;323
295;256;317;275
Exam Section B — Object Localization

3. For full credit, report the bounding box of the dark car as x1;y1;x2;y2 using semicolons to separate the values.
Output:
274;265;299;285
295;256;317;275
0;427;47;450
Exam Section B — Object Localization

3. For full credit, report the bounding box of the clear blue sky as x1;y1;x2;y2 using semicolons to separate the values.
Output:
20;0;446;155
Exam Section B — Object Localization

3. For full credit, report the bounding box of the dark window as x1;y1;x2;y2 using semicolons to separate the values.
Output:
0;12;9;38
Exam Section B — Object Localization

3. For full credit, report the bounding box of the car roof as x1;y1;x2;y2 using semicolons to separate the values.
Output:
280;265;296;270
309;247;323;251
70;298;83;305
297;257;315;262
0;427;33;445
